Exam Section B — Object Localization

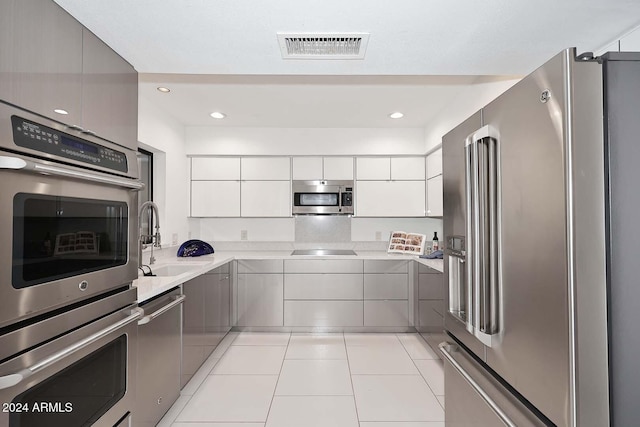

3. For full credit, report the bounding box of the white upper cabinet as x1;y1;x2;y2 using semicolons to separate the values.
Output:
391;157;426;180
241;157;290;180
191;181;240;217
191;157;240;180
426;148;443;178
323;157;354;180
241;181;291;217
292;157;354;181
356;180;426;217
356;157;391;180
426;175;443;217
292;157;323;180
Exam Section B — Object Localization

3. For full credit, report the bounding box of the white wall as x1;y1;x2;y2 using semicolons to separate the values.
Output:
594;24;640;54
424;76;521;153
138;95;190;247
197;217;441;243
186;127;426;156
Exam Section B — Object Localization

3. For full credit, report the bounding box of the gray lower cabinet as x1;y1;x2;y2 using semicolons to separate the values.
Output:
283;259;364;327
418;263;445;331
182;263;231;387
137;287;184;427
363;260;409;326
236;260;284;326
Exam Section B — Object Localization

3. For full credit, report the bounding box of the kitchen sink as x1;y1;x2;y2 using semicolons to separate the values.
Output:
291;249;357;256
144;264;198;277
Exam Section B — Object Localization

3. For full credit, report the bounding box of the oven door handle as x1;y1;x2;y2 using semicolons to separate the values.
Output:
0;155;144;190
0;308;142;390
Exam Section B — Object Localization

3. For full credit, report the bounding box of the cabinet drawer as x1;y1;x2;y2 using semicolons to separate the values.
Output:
418;263;441;274
364;274;408;299
364;300;409;326
419;300;444;329
237;259;284;274
236;274;283;326
419;273;444;299
364;260;409;273
284;301;363;327
284;259;363;274
285;274;363;300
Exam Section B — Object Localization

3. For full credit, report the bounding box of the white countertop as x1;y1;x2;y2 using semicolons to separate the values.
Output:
134;250;443;303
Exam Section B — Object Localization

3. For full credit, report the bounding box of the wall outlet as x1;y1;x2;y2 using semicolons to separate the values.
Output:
172;233;178;246
375;231;382;241
240;230;248;241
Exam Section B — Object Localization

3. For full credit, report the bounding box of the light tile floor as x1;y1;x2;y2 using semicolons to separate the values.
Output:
159;332;445;427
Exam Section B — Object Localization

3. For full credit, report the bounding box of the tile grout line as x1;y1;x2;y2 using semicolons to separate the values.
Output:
401;333;443;400
263;332;293;426
344;332;362;426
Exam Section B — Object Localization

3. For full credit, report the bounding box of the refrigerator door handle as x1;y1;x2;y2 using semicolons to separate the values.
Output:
439;343;516;427
466;126;500;347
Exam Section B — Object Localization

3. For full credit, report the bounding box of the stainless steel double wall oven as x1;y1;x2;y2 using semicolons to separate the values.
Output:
0;103;142;426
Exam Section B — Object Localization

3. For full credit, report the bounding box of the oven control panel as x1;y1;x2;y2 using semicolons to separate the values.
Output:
11;116;128;173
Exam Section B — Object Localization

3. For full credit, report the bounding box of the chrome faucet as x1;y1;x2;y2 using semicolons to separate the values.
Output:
139;201;161;267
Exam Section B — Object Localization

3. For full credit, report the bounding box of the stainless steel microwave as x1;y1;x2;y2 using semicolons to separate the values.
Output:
292;180;354;215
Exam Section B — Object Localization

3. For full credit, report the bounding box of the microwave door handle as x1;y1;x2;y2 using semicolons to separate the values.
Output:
0;155;144;191
0;308;142;390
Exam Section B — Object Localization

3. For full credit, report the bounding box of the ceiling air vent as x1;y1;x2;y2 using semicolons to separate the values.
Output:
277;33;370;59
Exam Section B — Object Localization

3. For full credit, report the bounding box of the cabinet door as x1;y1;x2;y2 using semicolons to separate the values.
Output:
82;29;138;150
426;175;443;217
237;274;284;326
324;157;354;180
356;181;425;217
241;181;290;217
356;157;390;180
427;148;443;178
192;157;240;180
364;300;409;326
191;181;240;217
391;157;426;180
292;157;323;180
241;157;290;180
0;0;83;124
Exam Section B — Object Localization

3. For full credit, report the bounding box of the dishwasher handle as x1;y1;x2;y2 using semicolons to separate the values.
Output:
138;295;186;325
439;342;516;427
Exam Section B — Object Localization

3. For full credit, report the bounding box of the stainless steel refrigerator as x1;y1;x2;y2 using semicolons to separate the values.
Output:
441;48;640;427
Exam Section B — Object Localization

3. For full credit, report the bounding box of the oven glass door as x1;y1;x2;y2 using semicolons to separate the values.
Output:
9;335;126;426
294;193;339;207
13;193;128;289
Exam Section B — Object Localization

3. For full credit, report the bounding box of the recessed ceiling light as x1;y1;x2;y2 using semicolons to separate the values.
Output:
53;109;69;115
389;112;404;119
210;112;226;119
157;87;171;93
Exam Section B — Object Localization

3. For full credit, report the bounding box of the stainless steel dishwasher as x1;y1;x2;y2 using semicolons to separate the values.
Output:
136;287;185;427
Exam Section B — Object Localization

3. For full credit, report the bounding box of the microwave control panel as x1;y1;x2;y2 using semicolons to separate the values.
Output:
11;116;128;173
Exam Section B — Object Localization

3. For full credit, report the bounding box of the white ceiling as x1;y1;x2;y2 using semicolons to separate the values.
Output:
139;74;518;127
53;0;640;128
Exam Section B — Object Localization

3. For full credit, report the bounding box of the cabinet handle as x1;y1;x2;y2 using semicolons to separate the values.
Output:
138;295;186;325
67;124;85;132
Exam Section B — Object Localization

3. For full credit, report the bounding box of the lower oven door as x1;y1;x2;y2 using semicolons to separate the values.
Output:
0;305;140;426
0;152;141;328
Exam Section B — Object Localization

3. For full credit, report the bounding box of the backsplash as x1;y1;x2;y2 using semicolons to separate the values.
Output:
195;216;442;244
